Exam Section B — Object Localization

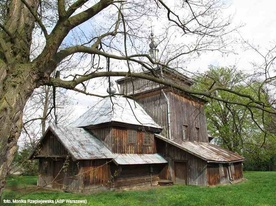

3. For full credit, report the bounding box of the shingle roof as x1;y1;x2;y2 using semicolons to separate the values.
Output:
31;125;166;165
72;96;162;130
31;125;114;160
113;154;167;165
155;134;244;163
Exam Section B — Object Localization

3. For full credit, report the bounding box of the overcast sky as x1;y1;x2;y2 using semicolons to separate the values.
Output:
72;0;276;112
189;0;276;72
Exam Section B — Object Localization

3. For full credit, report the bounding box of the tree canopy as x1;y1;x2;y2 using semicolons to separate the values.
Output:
193;66;276;170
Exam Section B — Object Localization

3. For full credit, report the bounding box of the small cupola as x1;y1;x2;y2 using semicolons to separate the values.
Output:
149;32;159;62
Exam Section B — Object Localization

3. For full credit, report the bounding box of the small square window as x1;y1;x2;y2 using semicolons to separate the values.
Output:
183;125;188;140
143;133;151;145
128;130;137;144
196;127;200;141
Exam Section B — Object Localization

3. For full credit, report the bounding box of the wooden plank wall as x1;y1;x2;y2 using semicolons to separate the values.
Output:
233;163;243;180
207;164;220;185
37;133;68;157
111;164;164;188
111;128;156;154
80;160;110;187
37;158;54;187
120;78;160;96
207;162;244;185
89;127;111;141
168;92;208;142
118;72;191;97
136;92;169;137
156;138;207;185
136;91;209;143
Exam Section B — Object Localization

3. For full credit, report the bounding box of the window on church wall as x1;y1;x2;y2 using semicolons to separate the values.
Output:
128;130;137;144
196;127;200;141
183;125;188;140
196;127;199;141
143;133;152;145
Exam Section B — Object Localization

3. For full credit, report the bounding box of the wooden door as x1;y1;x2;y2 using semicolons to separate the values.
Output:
52;160;64;189
207;164;220;185
174;162;187;184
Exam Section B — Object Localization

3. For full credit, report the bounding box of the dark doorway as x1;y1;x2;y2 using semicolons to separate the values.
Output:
174;161;187;184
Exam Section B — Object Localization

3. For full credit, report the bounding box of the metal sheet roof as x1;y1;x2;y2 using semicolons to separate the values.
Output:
72;96;162;129
113;154;167;165
155;134;244;163
48;125;114;160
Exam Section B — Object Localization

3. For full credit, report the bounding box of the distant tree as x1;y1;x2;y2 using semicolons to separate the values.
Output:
21;85;73;147
12;144;38;176
193;66;276;170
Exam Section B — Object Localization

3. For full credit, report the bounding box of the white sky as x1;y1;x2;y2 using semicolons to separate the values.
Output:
188;0;276;72
70;0;276;115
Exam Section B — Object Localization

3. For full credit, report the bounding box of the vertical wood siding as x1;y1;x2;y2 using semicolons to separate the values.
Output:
120;78;161;96
207;164;220;185
118;71;191;97
111;164;164;188
136;90;208;143
233;163;243;180
37;133;68;157
168;92;208;142
156;138;207;185
136;92;169;137
111;128;156;154
89;127;112;142
38;158;54;187
80;160;110;187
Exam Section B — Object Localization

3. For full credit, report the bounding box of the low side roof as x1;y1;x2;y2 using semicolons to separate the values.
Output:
31;125;114;160
113;154;167;165
72;96;162;130
155;134;244;163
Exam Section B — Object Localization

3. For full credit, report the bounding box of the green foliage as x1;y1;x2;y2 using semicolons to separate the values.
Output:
2;172;276;206
193;66;276;170
12;147;38;176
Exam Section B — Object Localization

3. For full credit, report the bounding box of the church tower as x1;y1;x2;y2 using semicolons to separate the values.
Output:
117;33;209;143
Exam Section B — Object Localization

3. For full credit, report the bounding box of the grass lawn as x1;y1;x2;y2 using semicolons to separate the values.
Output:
1;171;276;206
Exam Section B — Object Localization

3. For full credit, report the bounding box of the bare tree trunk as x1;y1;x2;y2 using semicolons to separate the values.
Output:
41;86;51;134
0;63;38;198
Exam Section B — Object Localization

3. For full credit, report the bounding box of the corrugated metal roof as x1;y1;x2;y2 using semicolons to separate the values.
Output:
72;96;162;129
155;134;244;163
48;125;114;160
113;154;167;165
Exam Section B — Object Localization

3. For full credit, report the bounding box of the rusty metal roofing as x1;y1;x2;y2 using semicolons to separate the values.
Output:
113;154;167;165
72;96;162;129
48;125;114;160
155;134;244;163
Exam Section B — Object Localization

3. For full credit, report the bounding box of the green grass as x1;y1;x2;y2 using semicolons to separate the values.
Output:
2;171;276;206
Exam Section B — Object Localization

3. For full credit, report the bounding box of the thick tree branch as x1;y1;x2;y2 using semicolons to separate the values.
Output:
67;0;114;30
21;0;48;38
0;23;13;38
54;46;156;69
65;0;89;18
46;71;275;115
57;0;66;18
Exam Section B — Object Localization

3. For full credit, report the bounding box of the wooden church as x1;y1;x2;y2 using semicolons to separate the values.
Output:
30;36;244;192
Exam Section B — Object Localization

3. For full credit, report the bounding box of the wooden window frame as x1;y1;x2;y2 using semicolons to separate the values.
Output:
183;124;188;140
143;132;152;145
128;130;137;144
196;126;200;141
